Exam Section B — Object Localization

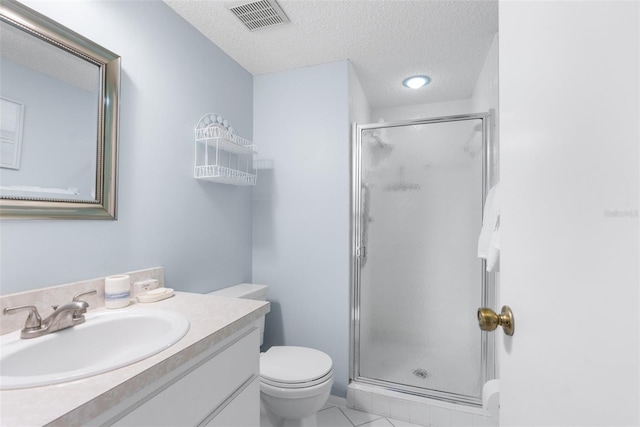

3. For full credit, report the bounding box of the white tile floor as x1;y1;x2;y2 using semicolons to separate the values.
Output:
317;402;424;427
260;399;424;427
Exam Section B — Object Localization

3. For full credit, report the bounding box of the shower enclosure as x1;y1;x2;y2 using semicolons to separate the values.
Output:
350;113;496;406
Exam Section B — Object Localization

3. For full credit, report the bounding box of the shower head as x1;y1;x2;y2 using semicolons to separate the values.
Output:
371;136;394;155
363;128;394;165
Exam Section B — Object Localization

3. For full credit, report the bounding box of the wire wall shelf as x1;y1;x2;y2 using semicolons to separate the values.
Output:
193;113;257;186
194;165;257;185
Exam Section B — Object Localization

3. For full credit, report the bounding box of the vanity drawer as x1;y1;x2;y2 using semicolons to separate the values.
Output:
114;328;259;426
204;377;259;427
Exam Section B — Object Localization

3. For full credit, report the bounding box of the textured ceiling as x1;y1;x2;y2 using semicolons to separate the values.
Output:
165;0;498;109
1;22;99;93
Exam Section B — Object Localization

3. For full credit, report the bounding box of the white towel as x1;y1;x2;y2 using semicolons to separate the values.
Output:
478;183;500;272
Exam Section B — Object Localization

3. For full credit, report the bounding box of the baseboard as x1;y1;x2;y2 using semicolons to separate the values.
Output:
327;394;347;407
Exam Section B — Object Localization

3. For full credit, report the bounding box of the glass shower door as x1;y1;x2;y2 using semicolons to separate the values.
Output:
352;115;491;404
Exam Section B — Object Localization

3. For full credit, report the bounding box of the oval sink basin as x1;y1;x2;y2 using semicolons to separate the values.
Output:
0;306;190;390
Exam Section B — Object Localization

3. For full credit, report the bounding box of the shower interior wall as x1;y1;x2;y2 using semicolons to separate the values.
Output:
346;34;499;423
364;33;499;373
357;116;486;398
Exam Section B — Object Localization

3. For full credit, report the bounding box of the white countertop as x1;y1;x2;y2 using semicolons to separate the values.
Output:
0;292;270;426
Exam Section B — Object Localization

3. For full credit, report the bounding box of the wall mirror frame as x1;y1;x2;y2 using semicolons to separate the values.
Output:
0;0;120;220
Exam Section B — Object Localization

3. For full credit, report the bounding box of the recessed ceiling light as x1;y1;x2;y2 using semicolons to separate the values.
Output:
402;75;431;89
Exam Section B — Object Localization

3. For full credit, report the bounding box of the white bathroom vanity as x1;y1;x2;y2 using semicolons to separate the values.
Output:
0;292;269;426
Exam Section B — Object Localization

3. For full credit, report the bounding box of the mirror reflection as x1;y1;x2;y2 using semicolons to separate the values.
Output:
0;20;100;201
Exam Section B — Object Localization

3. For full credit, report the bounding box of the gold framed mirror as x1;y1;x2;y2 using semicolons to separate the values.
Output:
0;0;120;220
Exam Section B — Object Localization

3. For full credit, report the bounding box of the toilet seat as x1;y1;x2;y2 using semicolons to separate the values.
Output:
260;346;333;389
260;369;333;389
260;374;333;400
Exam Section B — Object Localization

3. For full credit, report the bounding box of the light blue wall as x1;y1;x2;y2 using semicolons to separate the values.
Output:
0;1;254;295
348;62;371;124
3;2;363;400
252;61;351;397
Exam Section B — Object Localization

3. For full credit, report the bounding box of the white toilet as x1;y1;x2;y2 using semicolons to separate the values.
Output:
209;284;333;427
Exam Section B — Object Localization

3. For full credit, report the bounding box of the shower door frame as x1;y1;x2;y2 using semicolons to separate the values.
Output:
349;112;496;407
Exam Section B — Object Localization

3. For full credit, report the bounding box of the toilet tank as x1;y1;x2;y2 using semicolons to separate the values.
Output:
208;284;268;346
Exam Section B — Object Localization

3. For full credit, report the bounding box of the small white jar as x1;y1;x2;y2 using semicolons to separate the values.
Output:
104;275;131;309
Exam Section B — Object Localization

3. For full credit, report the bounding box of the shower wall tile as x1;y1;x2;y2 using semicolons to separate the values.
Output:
409;401;430;425
371;394;392;417
453;404;482;415
451;410;474;427
472;414;499;427
389;396;411;420
347;383;483;427
353;388;374;413
347;388;356;408
473;414;485;426
431;400;456;410
430;406;452;427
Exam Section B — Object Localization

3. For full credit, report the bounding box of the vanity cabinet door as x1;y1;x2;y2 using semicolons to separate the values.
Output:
205;378;259;427
113;329;259;427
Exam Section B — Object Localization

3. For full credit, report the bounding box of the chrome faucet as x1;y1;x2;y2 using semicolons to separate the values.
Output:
3;289;97;339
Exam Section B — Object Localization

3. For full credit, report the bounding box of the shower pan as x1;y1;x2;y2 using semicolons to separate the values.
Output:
350;113;497;407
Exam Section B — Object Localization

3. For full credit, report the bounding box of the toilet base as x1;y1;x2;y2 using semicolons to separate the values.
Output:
259;374;332;426
260;400;318;427
260;396;323;427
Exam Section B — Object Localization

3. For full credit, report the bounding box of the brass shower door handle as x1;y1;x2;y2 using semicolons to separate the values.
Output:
477;306;515;336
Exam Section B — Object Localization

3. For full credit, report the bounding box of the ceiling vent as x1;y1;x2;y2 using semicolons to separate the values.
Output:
226;0;290;31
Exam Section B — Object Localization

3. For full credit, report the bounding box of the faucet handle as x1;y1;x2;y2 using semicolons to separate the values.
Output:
73;289;97;304
71;290;95;321
3;305;43;331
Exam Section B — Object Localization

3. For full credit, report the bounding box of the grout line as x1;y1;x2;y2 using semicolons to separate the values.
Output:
338;406;385;427
337;406;359;427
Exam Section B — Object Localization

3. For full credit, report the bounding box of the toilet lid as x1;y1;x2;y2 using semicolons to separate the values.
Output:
260;346;333;384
